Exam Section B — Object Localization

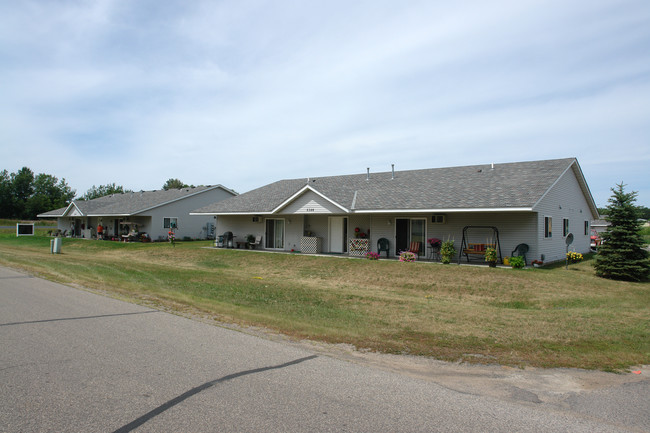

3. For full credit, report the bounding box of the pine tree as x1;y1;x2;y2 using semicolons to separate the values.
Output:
594;183;650;282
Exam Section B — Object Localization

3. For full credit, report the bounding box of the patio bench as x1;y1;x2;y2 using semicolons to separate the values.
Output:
463;243;495;257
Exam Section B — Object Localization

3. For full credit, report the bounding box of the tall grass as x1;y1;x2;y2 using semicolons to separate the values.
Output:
0;230;648;371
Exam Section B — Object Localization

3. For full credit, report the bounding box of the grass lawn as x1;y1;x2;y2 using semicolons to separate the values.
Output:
0;228;648;371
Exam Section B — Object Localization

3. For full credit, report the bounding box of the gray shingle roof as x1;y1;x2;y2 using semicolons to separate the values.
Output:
193;158;589;214
38;185;232;217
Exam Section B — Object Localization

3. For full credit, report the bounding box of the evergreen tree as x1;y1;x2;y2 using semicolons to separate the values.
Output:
594;183;650;282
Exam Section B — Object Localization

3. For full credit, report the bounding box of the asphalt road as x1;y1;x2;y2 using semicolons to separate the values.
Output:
0;266;647;432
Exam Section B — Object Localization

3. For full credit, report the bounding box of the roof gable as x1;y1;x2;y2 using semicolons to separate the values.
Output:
274;186;349;214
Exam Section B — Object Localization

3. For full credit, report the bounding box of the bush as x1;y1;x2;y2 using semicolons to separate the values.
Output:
440;240;456;264
510;256;525;269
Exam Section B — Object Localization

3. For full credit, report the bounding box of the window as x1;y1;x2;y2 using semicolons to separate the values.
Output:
163;217;178;229
584;221;589;236
396;218;426;255
431;214;446;224
544;216;552;238
563;218;569;237
265;218;284;249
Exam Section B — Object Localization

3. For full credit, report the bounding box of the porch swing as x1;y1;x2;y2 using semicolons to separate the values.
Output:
458;226;503;264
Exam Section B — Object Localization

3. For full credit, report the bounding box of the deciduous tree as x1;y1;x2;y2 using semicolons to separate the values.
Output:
81;183;131;201
162;178;192;190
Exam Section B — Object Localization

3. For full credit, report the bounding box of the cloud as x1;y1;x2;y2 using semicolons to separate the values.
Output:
0;0;649;206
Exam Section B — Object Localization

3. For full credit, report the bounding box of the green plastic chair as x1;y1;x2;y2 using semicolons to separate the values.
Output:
377;238;390;257
511;243;529;265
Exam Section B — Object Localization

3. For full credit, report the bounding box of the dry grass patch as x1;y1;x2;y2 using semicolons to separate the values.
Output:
0;232;648;371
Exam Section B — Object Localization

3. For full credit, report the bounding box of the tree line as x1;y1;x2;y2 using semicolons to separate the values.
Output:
0;167;196;220
0;167;75;220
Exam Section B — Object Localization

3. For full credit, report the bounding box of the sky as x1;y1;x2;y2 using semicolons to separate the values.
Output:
1;0;649;208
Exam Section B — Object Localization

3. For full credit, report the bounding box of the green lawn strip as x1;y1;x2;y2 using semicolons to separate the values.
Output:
0;231;648;371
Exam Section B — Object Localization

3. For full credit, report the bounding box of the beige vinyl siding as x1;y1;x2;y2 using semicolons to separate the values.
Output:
423;212;537;261
283;215;304;251
365;212;537;260
216;215;265;243
349;215;371;240
534;167;593;262
301;214;331;251
282;190;343;214
146;188;234;240
369;215;394;255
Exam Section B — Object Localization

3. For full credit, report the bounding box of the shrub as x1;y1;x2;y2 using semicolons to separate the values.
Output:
510;256;525;269
440;240;456;264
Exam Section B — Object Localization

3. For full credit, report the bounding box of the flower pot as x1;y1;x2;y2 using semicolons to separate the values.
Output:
488;261;497;268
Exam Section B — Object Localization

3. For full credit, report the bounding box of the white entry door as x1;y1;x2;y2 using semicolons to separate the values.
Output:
329;217;346;253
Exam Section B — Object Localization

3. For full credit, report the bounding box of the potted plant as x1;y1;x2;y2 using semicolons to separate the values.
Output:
366;251;380;260
399;251;417;262
485;247;497;267
566;251;583;264
509;256;525;269
440;240;456;264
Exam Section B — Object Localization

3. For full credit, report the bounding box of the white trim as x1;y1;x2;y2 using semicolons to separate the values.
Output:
531;159;598;219
62;202;84;217
532;161;573;211
193;207;534;216
570;162;599;219
328;216;347;253
544;215;553;238
394;217;427;256
264;217;286;249
272;186;349;214
135;186;235;215
190;211;274;216
163;216;178;229
361;207;533;214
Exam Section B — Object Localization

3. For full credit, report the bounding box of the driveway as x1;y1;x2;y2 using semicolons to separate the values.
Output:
0;266;647;432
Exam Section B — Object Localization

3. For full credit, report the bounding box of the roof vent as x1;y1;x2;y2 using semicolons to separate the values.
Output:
491;163;495;170
367;167;370;181
391;164;395;179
